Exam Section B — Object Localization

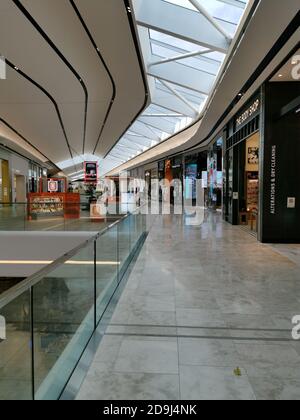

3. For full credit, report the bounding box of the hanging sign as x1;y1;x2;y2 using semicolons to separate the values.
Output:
84;162;98;183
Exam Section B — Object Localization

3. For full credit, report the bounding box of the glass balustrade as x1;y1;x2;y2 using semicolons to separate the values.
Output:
0;210;147;400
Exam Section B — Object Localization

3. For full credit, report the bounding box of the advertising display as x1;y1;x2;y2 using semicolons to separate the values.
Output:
84;162;98;183
48;180;59;193
185;163;197;200
27;193;80;220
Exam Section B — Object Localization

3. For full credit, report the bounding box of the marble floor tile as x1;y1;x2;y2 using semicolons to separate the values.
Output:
77;371;180;401
93;335;124;365
249;377;300;400
127;309;176;326
180;365;256;400
235;342;300;379
75;213;300;400
178;338;240;367
114;338;179;374
176;308;226;328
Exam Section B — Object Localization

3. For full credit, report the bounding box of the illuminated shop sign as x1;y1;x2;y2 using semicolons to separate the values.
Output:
84;162;98;183
236;99;260;127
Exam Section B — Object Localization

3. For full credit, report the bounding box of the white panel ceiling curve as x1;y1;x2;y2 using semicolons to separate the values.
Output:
0;0;146;175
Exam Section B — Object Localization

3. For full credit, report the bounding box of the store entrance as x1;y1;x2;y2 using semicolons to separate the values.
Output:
1;160;10;204
238;132;260;236
15;175;26;203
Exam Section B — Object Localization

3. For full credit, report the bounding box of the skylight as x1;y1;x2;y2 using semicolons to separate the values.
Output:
105;0;249;166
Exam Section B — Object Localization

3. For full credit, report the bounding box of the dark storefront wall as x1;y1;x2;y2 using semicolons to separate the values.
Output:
261;82;300;243
224;93;261;226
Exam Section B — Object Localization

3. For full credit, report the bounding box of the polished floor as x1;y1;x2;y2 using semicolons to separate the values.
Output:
77;212;300;401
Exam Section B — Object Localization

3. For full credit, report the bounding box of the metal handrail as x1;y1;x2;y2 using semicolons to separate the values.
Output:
0;211;133;309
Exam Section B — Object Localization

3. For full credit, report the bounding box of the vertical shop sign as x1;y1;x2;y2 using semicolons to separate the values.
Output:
270;145;276;215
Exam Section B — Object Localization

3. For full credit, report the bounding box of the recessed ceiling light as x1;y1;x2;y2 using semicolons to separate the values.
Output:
278;74;283;78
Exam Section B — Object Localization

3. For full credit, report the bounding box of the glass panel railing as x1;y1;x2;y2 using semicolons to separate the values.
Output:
0;202;122;232
0;204;27;231
33;243;95;401
118;215;132;270
0;208;147;400
96;224;119;324
0;290;32;400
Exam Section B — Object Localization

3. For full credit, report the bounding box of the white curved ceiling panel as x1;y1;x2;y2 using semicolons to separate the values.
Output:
21;0;113;155
0;0;85;161
0;0;147;176
0;67;71;162
73;0;147;158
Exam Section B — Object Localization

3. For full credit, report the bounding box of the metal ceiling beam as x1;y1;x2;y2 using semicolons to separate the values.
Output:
188;0;233;41
148;54;216;94
121;137;148;149
132;121;161;141
218;0;247;9
109;153;126;162
107;155;125;163
149;49;214;67
124;135;153;146
127;131;152;140
116;143;140;153
158;79;199;116
143;113;183;117
138;118;174;135
150;39;222;65
152;95;195;119
134;0;230;53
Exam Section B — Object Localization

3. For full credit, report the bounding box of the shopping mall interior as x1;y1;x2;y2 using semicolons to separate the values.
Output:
0;0;300;402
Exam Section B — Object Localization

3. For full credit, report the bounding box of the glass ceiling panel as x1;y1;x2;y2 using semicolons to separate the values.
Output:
149;29;200;53
155;79;207;106
105;0;249;166
164;0;245;24
151;44;221;74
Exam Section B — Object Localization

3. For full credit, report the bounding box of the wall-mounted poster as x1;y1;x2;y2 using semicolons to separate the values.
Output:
84;162;98;183
248;147;259;165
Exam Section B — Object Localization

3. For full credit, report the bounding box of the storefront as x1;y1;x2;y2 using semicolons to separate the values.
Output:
223;93;261;236
0;145;48;206
207;137;223;210
224;66;300;243
0;159;10;204
184;151;207;205
260;79;300;243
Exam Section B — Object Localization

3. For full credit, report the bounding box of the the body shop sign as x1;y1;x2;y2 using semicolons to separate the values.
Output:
236;98;260;128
